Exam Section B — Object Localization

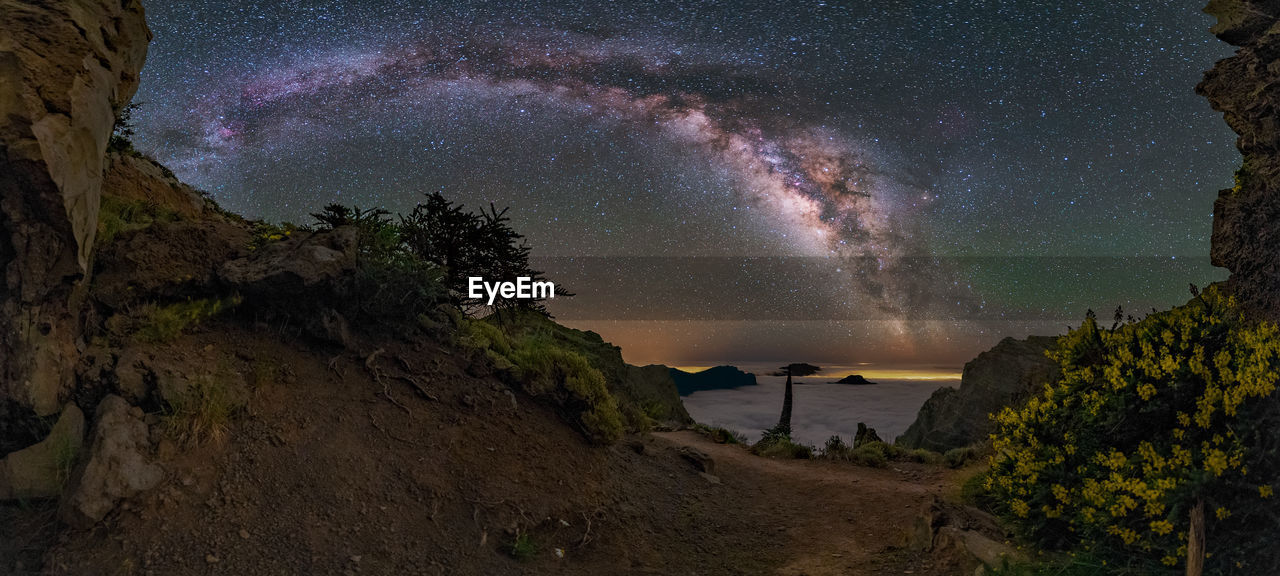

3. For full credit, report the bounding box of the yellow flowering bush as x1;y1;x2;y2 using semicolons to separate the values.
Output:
987;286;1280;574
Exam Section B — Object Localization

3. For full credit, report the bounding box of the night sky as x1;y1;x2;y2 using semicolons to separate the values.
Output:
132;0;1239;371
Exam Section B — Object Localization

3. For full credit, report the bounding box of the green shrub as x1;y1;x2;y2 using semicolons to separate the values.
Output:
135;296;241;343
823;434;850;457
850;442;891;467
754;436;813;459
505;337;623;443
247;220;298;251
907;448;945;465
618;402;652;434
821;436;944;467
986;286;1280;574
466;320;513;357
464;320;624;444
944;445;979;468
308;204;450;321
752;427;813;459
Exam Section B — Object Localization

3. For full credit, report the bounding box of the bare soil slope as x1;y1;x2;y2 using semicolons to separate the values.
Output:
29;324;961;576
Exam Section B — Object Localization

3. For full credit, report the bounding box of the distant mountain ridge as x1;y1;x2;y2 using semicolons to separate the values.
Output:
669;365;758;396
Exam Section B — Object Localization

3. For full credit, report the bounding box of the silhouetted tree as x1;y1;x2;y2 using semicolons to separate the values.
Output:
770;363;821;436
312;193;566;318
109;101;143;153
399;192;566;314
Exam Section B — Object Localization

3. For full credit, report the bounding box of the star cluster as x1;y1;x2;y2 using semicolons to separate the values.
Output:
133;0;1238;367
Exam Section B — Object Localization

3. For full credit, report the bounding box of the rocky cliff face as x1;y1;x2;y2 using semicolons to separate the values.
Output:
0;0;150;415
1197;0;1280;317
896;336;1060;452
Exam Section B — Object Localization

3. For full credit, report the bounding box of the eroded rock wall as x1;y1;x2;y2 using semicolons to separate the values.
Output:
0;0;151;414
1198;0;1280;316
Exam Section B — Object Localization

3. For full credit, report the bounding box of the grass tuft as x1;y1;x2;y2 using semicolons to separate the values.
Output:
97;195;179;247
693;423;747;445
163;373;244;446
510;531;537;562
135;296;241;343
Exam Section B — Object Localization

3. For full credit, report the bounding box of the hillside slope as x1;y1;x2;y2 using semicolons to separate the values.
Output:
36;326;779;575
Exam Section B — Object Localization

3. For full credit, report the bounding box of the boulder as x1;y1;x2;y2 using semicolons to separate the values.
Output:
60;395;163;528
112;349;152;403
676;446;716;475
906;497;1020;573
0;0;151;415
897;336;1060;451
219;226;358;296
0;403;85;500
933;527;1021;573
906;497;940;552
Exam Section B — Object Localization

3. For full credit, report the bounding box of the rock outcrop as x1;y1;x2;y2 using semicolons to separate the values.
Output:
0;0;151;415
1197;0;1280;317
60;395;162;528
676;445;716;475
852;422;883;448
906;497;1021;575
220;226;359;297
669;365;757;396
897;336;1060;452
92;217;252;309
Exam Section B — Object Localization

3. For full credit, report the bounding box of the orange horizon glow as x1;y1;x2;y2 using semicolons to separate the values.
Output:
669;365;961;381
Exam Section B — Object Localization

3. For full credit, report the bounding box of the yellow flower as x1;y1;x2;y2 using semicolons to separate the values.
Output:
1150;520;1173;536
1205;449;1229;477
1261;485;1274;499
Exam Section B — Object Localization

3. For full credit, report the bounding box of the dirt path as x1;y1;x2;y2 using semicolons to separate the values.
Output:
652;431;961;576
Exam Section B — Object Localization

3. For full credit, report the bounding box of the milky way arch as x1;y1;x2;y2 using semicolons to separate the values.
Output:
166;28;966;324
